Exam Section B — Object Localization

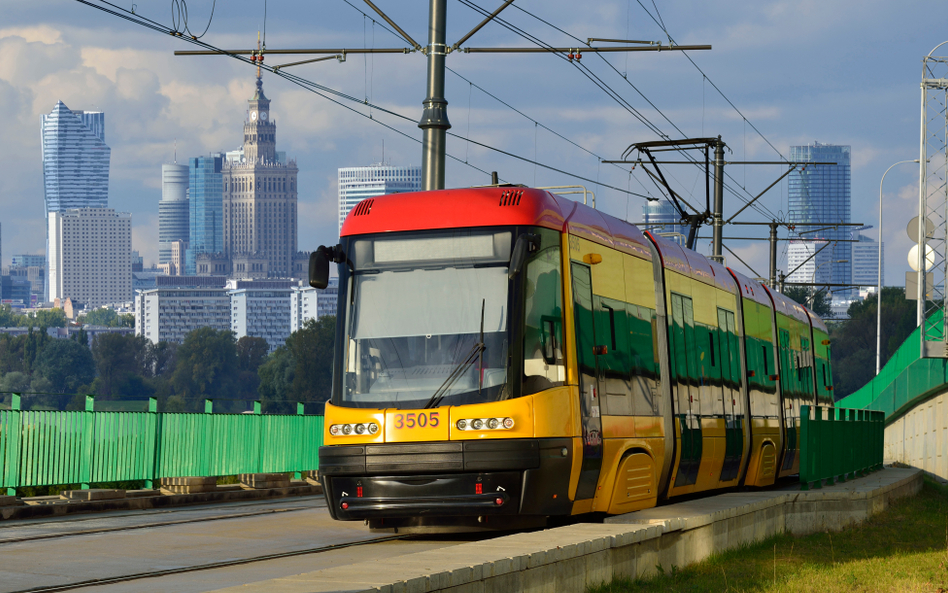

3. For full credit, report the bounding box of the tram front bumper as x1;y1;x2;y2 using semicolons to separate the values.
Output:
319;438;573;520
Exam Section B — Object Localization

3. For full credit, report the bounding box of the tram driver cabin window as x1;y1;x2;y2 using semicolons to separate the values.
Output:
523;229;564;395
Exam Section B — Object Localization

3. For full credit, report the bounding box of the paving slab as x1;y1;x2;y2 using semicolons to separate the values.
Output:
208;467;922;593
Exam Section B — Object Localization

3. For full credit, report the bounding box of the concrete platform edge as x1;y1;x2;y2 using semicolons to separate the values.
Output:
0;483;323;521
209;467;922;593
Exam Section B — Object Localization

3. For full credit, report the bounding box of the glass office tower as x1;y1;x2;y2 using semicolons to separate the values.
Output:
788;143;852;292
159;164;190;264
186;155;223;275
642;199;688;246
41;102;110;214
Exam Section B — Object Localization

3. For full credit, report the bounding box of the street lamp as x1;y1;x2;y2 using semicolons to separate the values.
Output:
877;159;920;375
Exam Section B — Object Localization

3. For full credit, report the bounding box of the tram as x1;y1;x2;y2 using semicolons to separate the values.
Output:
310;187;834;531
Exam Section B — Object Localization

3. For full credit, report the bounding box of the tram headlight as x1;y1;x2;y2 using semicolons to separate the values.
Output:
330;421;381;437
455;417;515;431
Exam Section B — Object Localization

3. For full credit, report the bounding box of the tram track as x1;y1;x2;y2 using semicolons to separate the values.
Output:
0;503;318;545
5;534;407;593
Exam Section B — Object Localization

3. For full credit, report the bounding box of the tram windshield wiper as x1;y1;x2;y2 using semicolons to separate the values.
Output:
424;300;486;410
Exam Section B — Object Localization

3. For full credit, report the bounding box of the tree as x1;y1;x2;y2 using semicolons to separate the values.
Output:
23;309;66;328
782;286;832;318
235;336;269;400
171;327;239;401
0;305;22;328
829;287;917;398
82;308;119;327
285;316;335;403
91;333;151;398
257;316;336;411
258;346;294;412
33;339;95;394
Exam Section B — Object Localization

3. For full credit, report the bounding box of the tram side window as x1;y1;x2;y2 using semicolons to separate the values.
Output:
630;304;661;415
596;297;632;415
523;231;564;395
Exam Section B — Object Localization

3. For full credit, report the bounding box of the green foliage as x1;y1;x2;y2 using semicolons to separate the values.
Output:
91;333;152;399
33;338;95;394
171;327;239;402
81;308;135;328
830;287;916;398
782;286;832;318
0;305;67;329
258;316;335;412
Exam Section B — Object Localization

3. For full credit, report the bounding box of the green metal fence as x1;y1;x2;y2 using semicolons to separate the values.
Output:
837;310;947;421
799;404;884;490
0;394;323;495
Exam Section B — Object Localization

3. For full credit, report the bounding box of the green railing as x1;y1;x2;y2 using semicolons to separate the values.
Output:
0;394;323;495
799;404;884;490
837;310;947;421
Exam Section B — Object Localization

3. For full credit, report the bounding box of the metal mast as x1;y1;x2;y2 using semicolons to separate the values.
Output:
419;0;451;191
918;42;948;357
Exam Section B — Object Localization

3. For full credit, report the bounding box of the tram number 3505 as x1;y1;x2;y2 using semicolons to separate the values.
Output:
393;412;440;429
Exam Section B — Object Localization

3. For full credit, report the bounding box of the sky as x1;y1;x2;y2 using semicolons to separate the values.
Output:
1;0;946;288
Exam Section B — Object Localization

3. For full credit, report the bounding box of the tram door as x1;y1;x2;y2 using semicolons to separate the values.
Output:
571;263;603;500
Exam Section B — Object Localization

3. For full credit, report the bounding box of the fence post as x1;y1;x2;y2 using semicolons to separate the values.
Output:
80;395;95;489
294;402;304;480
202;399;213;480
254;400;262;474
4;394;22;496
144;397;158;489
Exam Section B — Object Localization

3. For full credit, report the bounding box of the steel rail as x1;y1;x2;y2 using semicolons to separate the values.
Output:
0;504;319;545
7;534;406;593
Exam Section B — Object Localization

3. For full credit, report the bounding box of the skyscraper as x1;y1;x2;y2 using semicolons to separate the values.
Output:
788;143;852;291
338;165;421;232
159;164;189;265
641;200;687;246
41;102;110;300
222;72;299;277
186;154;224;275
41;102;110;214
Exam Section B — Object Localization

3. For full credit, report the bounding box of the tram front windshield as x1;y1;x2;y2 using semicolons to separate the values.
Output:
342;229;513;409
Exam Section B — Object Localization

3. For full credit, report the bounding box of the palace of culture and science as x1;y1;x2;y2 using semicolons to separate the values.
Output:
161;68;304;280
221;72;299;278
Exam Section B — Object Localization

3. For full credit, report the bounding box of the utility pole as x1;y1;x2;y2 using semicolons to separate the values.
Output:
711;137;726;262
420;0;450;191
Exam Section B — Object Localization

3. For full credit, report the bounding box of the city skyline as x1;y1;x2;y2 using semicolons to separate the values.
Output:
2;2;947;287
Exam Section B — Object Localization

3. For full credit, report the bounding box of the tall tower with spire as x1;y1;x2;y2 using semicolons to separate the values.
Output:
222;64;299;278
244;68;276;164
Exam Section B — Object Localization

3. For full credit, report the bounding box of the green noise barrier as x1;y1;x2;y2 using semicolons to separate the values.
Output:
0;394;323;496
799;404;884;490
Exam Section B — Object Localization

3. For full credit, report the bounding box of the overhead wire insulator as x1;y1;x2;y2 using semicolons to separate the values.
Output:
575;52;582;60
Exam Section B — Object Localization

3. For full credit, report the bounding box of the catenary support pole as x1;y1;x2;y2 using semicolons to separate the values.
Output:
769;221;778;289
419;0;451;191
711;137;726;262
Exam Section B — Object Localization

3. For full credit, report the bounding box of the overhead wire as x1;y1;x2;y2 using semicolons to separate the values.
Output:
76;0;649;198
500;0;784;222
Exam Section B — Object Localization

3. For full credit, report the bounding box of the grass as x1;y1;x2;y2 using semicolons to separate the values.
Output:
590;478;948;593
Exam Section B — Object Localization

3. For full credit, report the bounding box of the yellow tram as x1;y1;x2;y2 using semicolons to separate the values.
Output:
309;187;834;531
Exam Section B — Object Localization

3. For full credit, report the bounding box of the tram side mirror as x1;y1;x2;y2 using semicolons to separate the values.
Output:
508;233;540;279
310;245;343;289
